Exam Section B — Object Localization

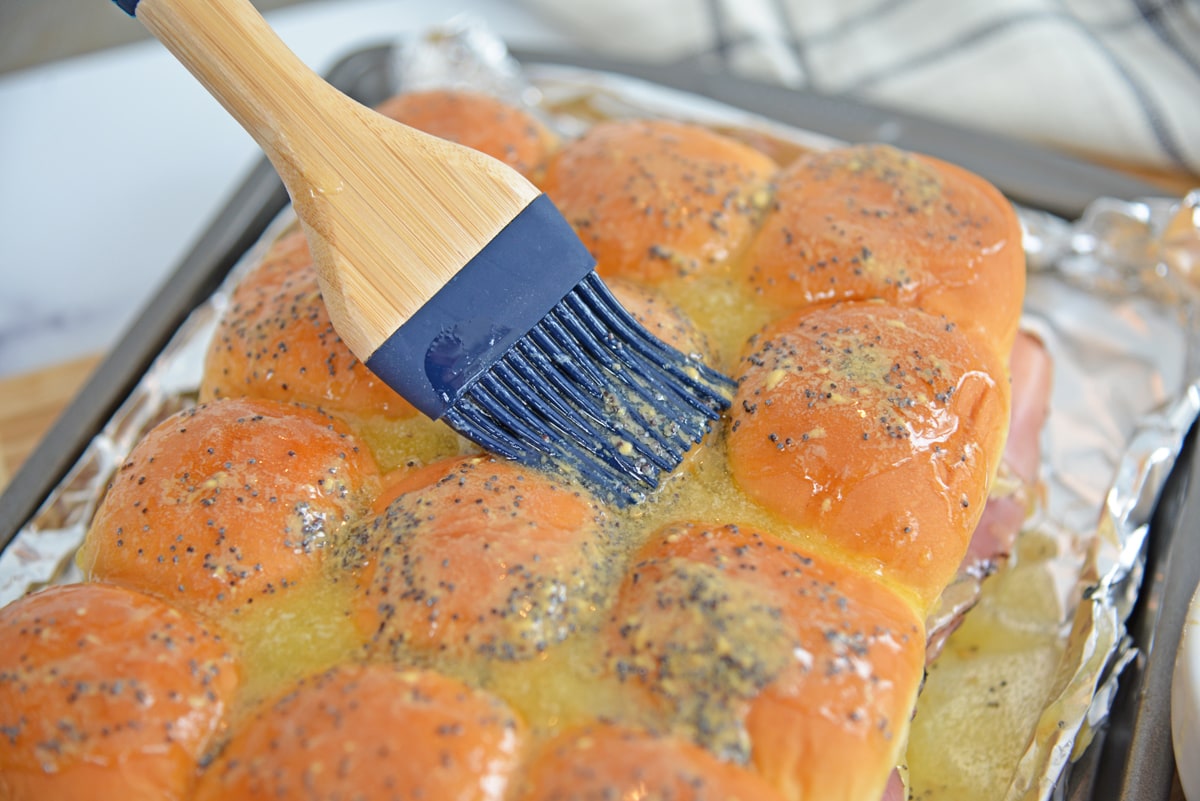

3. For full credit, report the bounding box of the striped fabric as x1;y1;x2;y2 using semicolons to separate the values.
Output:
521;0;1200;178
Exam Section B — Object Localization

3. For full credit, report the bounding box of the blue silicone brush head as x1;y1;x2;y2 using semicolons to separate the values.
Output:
366;196;734;505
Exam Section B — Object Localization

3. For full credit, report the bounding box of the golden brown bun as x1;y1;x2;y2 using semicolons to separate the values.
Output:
79;397;380;619
194;663;525;801
353;455;615;663
200;228;419;420
727;301;1012;605
0;583;239;801
516;722;788;801
375;88;558;180
603;522;925;801
741;143;1026;355
542;119;776;286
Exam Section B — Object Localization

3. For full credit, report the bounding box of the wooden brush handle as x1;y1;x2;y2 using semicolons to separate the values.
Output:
119;0;542;360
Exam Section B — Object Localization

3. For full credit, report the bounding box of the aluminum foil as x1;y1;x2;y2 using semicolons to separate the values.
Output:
2;19;1199;801
1005;191;1200;800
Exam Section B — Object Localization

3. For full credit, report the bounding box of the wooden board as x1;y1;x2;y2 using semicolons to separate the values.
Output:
0;353;102;492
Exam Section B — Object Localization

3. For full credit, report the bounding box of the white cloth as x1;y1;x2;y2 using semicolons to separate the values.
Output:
521;0;1200;176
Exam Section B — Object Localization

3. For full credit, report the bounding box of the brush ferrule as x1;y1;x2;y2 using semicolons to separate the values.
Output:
366;194;596;419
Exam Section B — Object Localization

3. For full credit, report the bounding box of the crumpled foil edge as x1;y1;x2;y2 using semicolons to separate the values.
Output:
1014;380;1200;800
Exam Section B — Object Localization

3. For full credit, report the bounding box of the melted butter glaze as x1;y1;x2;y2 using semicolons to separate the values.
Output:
2;106;1025;801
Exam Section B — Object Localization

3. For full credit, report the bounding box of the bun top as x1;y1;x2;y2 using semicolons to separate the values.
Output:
603;521;926;801
542;119;777;286
0;583;240;801
194;663;525;801
352;455;616;664
79;397;381;619
742;143;1026;356
727;301;1012;606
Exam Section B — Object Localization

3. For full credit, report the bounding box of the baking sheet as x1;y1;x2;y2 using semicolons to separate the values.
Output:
1;21;1199;801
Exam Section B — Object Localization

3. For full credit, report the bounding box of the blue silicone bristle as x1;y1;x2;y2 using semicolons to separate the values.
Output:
366;195;735;506
443;273;733;504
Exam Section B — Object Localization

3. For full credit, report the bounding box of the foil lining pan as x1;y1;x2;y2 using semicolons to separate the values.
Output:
2;20;1199;801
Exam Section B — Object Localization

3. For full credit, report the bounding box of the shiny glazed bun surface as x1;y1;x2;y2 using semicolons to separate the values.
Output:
353;455;617;664
1;87;1029;801
742;144;1026;354
604;522;925;801
727;301;1011;603
78;396;380;619
0;583;240;801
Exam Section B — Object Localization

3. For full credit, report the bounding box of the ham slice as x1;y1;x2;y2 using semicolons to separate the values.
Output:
964;330;1053;574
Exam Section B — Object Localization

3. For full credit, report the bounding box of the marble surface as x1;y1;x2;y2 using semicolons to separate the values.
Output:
0;0;567;380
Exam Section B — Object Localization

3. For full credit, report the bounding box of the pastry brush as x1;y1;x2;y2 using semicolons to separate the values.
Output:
111;0;733;504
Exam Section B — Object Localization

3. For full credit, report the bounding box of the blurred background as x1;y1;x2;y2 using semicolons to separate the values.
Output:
1;0;316;73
